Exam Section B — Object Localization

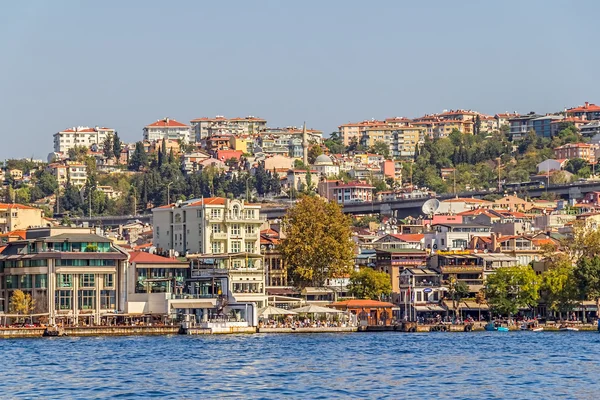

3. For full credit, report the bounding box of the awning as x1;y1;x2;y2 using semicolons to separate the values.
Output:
170;301;217;309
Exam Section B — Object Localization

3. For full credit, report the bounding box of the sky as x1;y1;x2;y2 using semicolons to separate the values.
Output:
1;0;599;160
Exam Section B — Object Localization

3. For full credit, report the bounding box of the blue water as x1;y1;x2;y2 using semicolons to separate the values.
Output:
1;332;599;399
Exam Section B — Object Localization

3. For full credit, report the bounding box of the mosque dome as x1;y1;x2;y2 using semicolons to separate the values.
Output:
314;154;333;165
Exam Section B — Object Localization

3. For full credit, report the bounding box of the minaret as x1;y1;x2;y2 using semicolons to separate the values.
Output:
302;122;308;166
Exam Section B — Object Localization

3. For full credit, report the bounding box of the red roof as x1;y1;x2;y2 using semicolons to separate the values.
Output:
567;102;600;113
0;203;37;210
146;118;188;128
389;233;424;242
215;150;243;161
129;251;187;265
187;197;227;206
0;230;27;239
0;246;6;254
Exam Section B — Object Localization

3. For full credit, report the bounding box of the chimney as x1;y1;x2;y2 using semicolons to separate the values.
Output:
585;102;589;109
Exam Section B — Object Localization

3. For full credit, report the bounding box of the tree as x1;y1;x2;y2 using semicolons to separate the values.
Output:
103;134;113;160
67;145;88;162
474;114;482;136
348;268;392;300
541;257;578;319
371;140;390;159
446;275;470;318
36;170;58;198
9;289;35;321
484;266;540;317
307;145;324;164
280;196;354;288
113;132;122;163
565;158;590;177
129;142;149;171
475;290;486;322
324;132;345;154
573;255;600;317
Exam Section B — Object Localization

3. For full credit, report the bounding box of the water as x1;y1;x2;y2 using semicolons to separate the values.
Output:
1;332;599;399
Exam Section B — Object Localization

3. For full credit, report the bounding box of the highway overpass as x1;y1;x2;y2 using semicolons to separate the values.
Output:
73;181;600;226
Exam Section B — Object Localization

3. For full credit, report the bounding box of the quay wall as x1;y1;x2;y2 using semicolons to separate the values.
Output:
258;327;358;334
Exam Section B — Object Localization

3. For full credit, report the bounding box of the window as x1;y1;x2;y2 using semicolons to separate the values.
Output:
156;226;160;238
5;276;15;289
212;224;221;233
231;224;240;236
210;209;221;219
212;242;221;254
55;290;72;310
79;290;96;310
197;210;203;218
245;225;254;234
20;275;32;289
245;241;254;253
100;290;116;309
35;274;48;289
231;241;241;253
57;274;72;288
417;292;422;302
80;274;95;288
104;274;114;288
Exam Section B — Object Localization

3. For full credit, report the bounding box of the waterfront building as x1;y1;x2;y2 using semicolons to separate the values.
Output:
329;299;396;326
152;197;263;256
143;118;190;143
398;268;444;320
0;203;47;233
125;251;192;317
0;227;128;325
260;228;286;287
53;126;115;153
429;251;484;295
374;249;428;301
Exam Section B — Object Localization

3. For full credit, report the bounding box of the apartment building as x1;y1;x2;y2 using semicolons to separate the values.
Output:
330;181;375;204
338;120;386;146
53;126;115;153
143;118;190;143
255;127;323;158
554;143;600;164
531;115;564;138
567;102;600;121
508;112;542;140
0;203;46;233
0;227;128;324
190;116;267;142
47;162;88;187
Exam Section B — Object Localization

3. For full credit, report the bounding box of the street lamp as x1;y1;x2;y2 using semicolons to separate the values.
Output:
167;182;173;205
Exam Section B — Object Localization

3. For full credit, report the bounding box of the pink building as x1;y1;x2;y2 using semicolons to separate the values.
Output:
381;160;396;179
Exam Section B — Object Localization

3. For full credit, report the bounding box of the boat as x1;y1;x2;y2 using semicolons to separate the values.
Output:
485;321;509;332
558;323;579;332
520;321;543;332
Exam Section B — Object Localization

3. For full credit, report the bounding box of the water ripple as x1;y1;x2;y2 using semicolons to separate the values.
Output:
1;332;600;398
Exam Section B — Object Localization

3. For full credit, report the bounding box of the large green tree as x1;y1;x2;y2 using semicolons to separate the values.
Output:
573;255;600;314
280;196;354;288
348;268;392;300
371;140;390;159
484;266;540;317
446;275;470;318
541;256;578;319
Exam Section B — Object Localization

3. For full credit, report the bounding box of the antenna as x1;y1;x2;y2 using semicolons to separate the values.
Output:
422;198;440;217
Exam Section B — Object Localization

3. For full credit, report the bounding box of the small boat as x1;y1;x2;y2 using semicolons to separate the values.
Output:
559;323;579;332
485;321;509;332
520;321;543;332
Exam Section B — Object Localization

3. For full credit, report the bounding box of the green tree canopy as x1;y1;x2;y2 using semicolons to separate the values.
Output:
541;256;578;317
280;196;354;288
348;268;392;300
484;266;540;316
370;140;390;159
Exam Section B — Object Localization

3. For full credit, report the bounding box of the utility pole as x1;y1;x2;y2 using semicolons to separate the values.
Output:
497;157;502;192
132;185;137;216
453;168;456;197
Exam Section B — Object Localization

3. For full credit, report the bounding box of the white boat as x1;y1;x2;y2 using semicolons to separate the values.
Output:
520;322;543;332
559;324;579;332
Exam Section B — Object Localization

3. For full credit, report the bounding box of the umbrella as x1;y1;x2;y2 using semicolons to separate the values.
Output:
259;306;297;317
290;305;343;314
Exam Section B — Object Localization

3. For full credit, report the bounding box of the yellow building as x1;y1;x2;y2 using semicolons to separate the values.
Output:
434;120;474;138
0;203;47;233
229;135;252;154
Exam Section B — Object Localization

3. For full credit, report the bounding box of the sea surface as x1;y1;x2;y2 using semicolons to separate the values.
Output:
1;332;599;399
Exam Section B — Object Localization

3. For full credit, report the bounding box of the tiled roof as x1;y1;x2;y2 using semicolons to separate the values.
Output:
567;102;600;113
389;233;424;242
330;299;395;308
146;118;188;128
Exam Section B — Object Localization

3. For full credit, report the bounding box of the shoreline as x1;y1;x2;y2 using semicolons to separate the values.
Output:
1;323;598;338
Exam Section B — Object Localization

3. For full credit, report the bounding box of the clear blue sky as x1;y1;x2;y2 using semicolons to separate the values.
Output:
1;0;598;160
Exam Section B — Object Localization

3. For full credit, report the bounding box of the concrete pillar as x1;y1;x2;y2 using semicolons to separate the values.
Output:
73;273;79;325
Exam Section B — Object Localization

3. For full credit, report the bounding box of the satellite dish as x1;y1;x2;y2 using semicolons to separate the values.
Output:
422;198;441;216
174;251;180;257
149;246;157;254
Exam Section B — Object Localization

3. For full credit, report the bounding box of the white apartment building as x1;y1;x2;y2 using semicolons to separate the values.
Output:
424;223;492;252
152;197;267;310
190;116;267;142
53;126;115;153
47;162;88;188
143;118;191;143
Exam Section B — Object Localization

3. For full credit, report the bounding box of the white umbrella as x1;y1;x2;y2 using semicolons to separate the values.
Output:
259;306;297;317
291;305;343;314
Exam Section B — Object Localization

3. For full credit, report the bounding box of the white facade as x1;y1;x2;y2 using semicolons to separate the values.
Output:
143;118;190;143
190;116;267;142
53;126;115;153
424;224;492;252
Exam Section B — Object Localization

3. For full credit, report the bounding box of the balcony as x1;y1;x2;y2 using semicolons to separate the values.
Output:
211;232;227;240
